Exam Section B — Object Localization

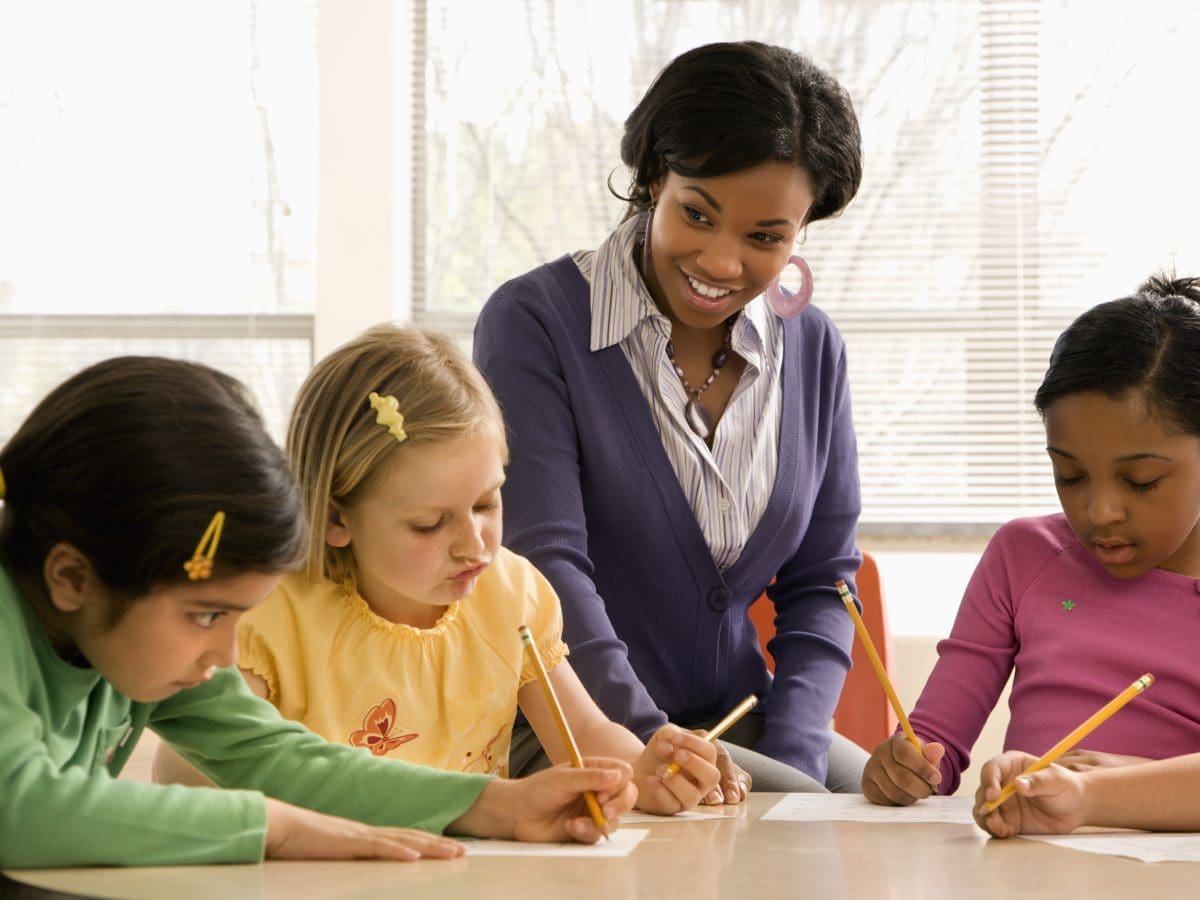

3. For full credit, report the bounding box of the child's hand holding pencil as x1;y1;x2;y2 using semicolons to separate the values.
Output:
451;757;637;845
518;624;614;838
836;579;945;806
971;750;1090;838
972;672;1153;837
645;695;756;810
632;724;722;814
861;732;945;806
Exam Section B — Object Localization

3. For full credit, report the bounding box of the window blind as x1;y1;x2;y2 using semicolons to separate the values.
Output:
410;0;1200;534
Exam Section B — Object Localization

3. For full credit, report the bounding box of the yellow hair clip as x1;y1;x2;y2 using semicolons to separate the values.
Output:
184;511;226;581
0;466;5;500
368;392;407;443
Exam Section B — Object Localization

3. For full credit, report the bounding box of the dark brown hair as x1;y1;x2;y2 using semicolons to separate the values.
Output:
0;356;306;610
1035;274;1200;435
617;40;862;223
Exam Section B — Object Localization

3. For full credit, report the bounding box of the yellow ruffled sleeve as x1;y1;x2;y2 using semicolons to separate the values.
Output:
517;559;569;686
236;623;281;706
236;595;290;710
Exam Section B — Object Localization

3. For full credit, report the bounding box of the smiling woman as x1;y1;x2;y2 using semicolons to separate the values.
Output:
641;161;814;438
642;162;814;330
473;40;869;798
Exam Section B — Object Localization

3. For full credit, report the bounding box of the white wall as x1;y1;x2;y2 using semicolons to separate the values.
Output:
314;0;401;361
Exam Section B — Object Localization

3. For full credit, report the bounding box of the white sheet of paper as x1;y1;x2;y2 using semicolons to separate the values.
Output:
619;810;730;824
1021;832;1200;863
462;828;649;857
760;793;976;825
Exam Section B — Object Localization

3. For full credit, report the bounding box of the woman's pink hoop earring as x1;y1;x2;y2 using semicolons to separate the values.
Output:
766;255;813;319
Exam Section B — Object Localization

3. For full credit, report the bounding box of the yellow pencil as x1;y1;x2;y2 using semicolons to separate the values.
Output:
982;673;1154;813
662;694;758;778
836;579;921;751
517;624;610;839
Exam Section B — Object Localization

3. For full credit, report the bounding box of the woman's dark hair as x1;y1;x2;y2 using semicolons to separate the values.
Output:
0;357;306;611
616;41;862;224
1035;274;1200;435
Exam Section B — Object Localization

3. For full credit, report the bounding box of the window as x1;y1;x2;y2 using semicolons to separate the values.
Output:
409;0;1200;534
0;1;316;440
6;2;1197;534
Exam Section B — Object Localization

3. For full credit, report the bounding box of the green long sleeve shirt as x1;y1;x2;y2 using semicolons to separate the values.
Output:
0;564;492;867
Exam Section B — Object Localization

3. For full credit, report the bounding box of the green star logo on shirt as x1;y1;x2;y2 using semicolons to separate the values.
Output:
1061;599;1075;611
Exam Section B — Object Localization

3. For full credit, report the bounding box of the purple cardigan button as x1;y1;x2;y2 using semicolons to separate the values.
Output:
707;587;732;611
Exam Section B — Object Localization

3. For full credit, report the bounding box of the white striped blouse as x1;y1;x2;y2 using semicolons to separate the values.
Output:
572;213;783;571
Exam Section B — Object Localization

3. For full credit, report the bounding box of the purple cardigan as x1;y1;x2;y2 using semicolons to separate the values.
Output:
473;256;862;779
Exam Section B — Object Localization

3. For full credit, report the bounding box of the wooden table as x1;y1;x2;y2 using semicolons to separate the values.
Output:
5;794;1197;899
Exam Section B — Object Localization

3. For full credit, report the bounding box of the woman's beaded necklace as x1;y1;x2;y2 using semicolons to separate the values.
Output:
665;319;734;440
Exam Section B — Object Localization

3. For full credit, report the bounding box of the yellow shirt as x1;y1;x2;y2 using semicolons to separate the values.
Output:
237;547;567;776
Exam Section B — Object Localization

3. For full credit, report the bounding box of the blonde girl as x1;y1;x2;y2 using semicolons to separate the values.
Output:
156;325;719;813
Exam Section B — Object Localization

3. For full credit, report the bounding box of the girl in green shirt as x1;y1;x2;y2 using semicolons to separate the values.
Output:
0;356;634;868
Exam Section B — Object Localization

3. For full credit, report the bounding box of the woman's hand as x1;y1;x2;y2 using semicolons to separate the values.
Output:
630;724;721;814
973;751;1088;838
449;757;636;844
700;741;751;805
862;733;944;805
1056;749;1150;772
264;798;466;861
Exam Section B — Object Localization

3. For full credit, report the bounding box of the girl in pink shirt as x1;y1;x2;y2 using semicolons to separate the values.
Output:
864;274;1200;805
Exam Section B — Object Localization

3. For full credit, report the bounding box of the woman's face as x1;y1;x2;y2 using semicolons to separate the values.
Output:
644;160;815;331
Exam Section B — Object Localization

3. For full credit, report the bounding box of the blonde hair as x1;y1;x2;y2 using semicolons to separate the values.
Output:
287;324;507;591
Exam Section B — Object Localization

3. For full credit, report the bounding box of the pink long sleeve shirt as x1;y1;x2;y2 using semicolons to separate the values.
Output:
908;514;1200;795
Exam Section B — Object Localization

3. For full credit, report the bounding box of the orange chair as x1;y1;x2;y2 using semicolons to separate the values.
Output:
746;551;898;751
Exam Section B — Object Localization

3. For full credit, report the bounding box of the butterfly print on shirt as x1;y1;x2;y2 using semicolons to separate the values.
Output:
348;698;418;756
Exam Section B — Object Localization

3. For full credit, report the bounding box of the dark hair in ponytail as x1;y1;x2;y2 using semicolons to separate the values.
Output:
1035;274;1200;435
